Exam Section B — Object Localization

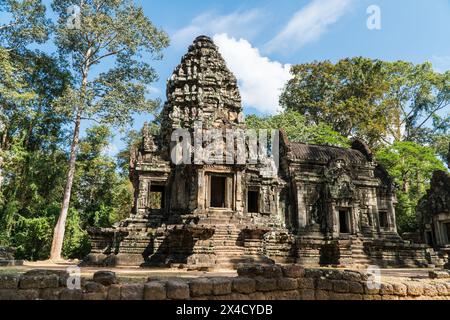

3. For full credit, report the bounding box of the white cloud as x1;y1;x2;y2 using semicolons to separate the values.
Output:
266;0;353;52
213;34;292;115
172;10;265;49
430;55;450;73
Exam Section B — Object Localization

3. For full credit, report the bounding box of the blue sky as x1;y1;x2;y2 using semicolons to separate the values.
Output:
28;0;450;154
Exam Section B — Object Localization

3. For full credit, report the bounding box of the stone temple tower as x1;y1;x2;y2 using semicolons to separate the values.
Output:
86;35;438;269
159;35;245;156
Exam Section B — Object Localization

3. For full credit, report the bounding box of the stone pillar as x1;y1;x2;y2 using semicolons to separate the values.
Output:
197;169;205;210
387;197;397;232
137;177;149;218
330;202;339;238
235;171;243;212
296;183;307;229
226;176;233;209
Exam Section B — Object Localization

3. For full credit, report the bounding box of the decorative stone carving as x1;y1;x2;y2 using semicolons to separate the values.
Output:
323;158;356;200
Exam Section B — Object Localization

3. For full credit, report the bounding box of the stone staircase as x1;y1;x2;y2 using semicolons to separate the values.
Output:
195;213;270;269
349;239;372;267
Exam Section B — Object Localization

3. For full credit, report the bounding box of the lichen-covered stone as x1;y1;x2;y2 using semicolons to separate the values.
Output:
407;282;424;296
121;284;144;300
39;287;63;300
93;271;117;286
107;284;121;300
332;280;349;293
392;283;407;296
348;281;364;294
232;277;256;294
189;278;213;297
255;277;277;292
277;278;298;291
298;278;315;289
299;289;315;300
20;274;59;289
60;288;83;300
282;265;304;278
166;280;190;300
379;283;394;295
0;275;19;289
316;278;333;291
144;281;166;300
211;278;232;295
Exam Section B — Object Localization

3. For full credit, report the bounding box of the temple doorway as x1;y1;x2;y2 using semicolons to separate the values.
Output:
210;176;226;208
339;209;350;234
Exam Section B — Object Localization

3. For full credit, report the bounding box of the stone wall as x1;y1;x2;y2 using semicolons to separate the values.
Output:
1;265;449;300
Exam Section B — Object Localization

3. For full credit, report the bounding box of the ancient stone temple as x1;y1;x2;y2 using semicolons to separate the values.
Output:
86;35;438;269
416;152;450;268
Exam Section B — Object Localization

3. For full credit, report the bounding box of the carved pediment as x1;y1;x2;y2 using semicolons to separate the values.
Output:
323;158;356;200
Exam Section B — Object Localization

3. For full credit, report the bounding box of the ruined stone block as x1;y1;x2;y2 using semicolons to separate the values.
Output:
379;283;394;295
348;281;364;294
0;275;19;289
15;289;40;300
144;281;166;300
282;265;305;278
121;283;144;300
298;278;315;289
189;278;213;297
93;271;117;286
407;283;424;296
262;265;283;278
342;271;363;282
255;277;277;292
277;278;298;291
265;290;300;300
248;292;267;300
304;269;323;279
83;281;107;300
19;274;59;289
316;278;333;291
315;290;330;300
60;288;83;300
324;270;343;280
299;289;315;300
211;278;232;295
423;284;437;297
166;280;190;300
435;283;448;296
107;284;122;300
332;280;349;293
232;277;256;294
39;287;63;300
392;283;407;296
236;264;264;278
364;283;380;295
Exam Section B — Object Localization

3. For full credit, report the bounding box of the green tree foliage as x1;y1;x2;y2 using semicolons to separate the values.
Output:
49;0;169;260
376;142;447;234
73;125;133;229
246;110;350;147
280;58;450;149
0;0;51;48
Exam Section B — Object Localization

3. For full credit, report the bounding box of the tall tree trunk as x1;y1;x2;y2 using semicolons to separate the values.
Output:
50;49;90;261
49;108;82;261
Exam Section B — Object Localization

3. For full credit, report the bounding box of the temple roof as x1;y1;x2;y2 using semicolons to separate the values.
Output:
287;141;368;164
